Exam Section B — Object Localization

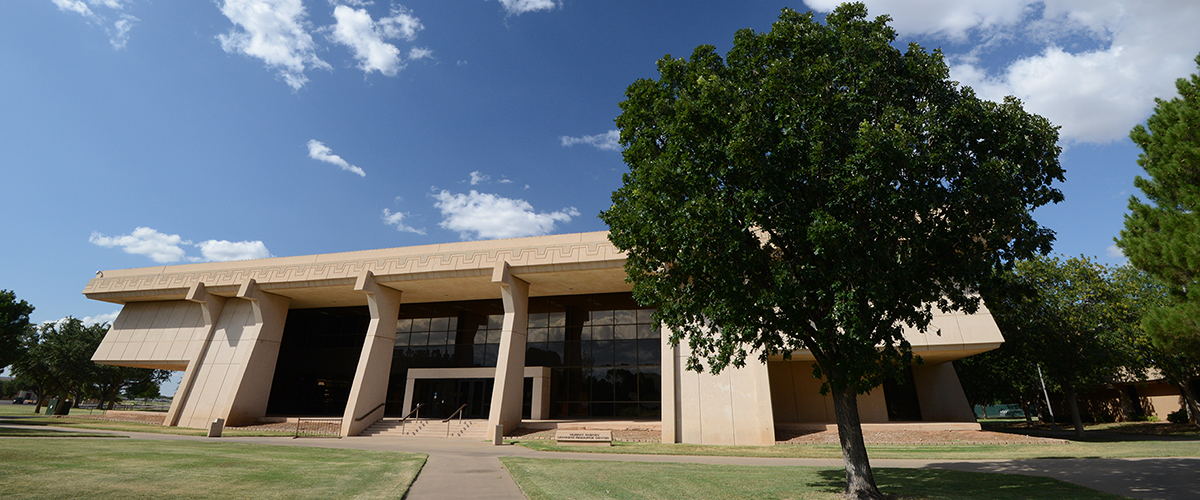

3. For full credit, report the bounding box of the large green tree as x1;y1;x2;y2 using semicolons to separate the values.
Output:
600;4;1063;498
0;290;35;371
981;257;1160;436
1117;54;1200;363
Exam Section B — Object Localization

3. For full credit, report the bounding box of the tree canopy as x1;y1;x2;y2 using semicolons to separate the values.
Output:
977;257;1158;436
0;290;35;371
1117;53;1200;361
601;4;1063;498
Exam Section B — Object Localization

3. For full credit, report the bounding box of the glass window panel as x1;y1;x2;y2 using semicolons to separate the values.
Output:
410;331;429;346
486;329;503;344
473;345;487;366
431;317;450;332
447;316;458;330
614;325;637;340
613;368;637;402
545;342;565;366
592;340;614;367
549;312;566;327
638;367;662;401
638;339;660;364
528;327;547;343
428;345;443;358
579;326;593;341
443;344;455;360
484;344;499;366
616;403;639;417
614;309;636;325
528;312;548;328
564;341;582;366
592;325;613;341
589;368;614;401
396;318;413;333
615;340;638;366
394;332;410;347
636;309;655;324
411;318;430;332
526;343;549;365
591;402;614;417
487;314;504;329
639;403;662;418
637;324;661;339
591;310;613;325
548;327;566;342
427;330;447;345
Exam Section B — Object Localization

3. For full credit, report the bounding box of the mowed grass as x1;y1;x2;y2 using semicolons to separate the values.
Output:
513;438;1200;459
0;439;426;499
0;426;123;437
500;457;1126;500
0;415;295;437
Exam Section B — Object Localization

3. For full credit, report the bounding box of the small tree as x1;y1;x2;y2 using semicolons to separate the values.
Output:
601;4;1063;498
1117;54;1200;361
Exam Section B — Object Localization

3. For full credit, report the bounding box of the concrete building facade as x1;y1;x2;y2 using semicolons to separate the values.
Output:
84;231;1002;445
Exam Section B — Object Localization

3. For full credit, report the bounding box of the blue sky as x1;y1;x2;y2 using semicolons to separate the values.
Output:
5;0;1199;331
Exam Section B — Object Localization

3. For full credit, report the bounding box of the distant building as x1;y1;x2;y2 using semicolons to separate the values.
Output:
84;231;1000;444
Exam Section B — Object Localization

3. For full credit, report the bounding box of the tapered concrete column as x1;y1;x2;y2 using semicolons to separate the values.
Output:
341;271;403;436
487;261;529;441
165;282;225;427
912;362;976;422
220;279;290;426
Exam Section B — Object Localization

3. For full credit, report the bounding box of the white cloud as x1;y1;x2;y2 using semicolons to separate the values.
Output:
307;139;366;176
408;47;433;60
433;190;579;240
496;0;559;16
51;0;95;18
804;0;1200;144
560;130;620;151
469;171;490;185
90;227;272;263
328;5;424;76
1106;244;1126;259
50;0;139;49
90;227;189;263
81;310;120;327
382;208;426;234
196;240;271;261
110;14;138;49
217;0;331;90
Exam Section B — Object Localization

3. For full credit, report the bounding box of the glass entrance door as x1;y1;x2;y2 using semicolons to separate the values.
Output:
412;378;493;419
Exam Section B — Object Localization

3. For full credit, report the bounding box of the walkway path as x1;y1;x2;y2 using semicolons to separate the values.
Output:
7;425;1199;500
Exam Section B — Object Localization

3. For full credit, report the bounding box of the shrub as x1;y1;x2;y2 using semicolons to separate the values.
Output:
1167;409;1189;424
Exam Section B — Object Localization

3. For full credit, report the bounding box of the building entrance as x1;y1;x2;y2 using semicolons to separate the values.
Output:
412;378;493;419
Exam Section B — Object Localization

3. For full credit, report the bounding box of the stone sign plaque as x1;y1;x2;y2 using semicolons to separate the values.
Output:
555;430;613;446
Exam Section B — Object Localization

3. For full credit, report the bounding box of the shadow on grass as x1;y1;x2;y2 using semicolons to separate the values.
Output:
983;421;1200;443
813;467;1132;499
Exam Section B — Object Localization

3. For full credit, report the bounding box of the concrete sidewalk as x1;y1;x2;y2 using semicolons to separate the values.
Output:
7;424;1199;500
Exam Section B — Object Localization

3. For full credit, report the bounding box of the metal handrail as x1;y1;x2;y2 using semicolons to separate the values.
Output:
443;404;468;437
399;403;424;434
354;402;386;422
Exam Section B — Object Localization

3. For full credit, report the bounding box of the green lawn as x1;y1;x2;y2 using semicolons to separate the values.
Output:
0;415;295;437
0;439;425;499
513;438;1200;459
0;426;124;438
501;457;1127;500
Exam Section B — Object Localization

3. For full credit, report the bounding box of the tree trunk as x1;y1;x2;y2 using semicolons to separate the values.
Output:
831;384;884;500
1019;400;1034;425
1064;382;1085;439
1179;380;1200;426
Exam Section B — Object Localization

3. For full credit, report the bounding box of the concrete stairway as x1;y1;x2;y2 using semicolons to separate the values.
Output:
360;418;488;439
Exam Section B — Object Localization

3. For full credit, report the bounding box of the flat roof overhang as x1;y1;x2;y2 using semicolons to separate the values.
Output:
82;231;632;308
